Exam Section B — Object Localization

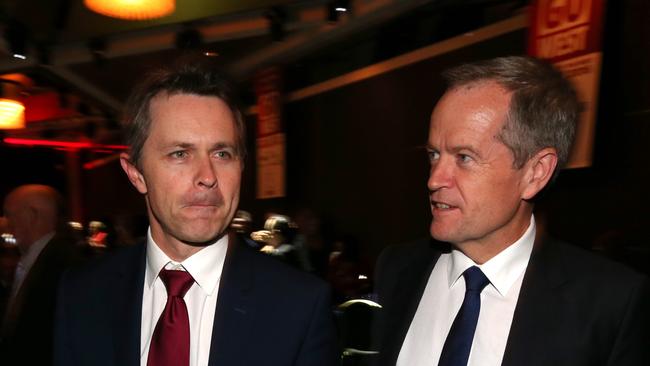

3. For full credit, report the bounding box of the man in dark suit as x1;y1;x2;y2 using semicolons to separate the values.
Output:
1;184;82;365
54;60;337;366
373;56;649;366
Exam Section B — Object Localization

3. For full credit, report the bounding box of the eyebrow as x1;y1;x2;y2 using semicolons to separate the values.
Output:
451;145;482;159
425;143;483;158
211;142;237;150
164;141;236;150
166;142;193;149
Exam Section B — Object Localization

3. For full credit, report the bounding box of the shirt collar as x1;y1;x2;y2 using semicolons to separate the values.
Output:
145;228;228;296
447;215;536;296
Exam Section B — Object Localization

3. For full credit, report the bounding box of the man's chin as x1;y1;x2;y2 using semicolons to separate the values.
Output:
430;225;458;243
179;230;227;247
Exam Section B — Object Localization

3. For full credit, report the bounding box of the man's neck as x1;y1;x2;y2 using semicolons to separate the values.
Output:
454;212;533;265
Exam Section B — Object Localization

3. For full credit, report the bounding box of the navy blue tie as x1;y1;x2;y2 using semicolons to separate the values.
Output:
438;266;490;366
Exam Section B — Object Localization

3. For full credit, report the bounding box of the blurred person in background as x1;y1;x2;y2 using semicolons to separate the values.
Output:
87;220;109;248
327;235;371;304
113;213;149;248
0;230;19;323
230;209;259;249
0;184;82;365
293;208;331;277
259;214;304;269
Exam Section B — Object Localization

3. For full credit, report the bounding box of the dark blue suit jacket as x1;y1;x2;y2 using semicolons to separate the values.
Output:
373;236;650;366
54;235;337;366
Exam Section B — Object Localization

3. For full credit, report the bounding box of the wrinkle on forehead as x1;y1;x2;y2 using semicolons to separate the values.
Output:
433;82;511;133
429;81;514;164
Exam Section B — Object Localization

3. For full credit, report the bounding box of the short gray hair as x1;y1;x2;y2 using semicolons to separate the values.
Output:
442;56;581;181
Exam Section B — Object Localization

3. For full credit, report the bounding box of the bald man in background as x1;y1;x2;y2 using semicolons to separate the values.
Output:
0;184;82;365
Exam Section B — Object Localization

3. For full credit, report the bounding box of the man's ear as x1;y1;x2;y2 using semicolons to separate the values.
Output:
120;153;148;194
521;147;557;200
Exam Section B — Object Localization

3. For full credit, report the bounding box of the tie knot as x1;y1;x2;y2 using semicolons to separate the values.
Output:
462;266;489;292
159;269;194;298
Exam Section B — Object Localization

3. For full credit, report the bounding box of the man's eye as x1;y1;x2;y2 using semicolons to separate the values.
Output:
427;150;440;162
458;154;473;163
216;150;233;159
170;151;187;159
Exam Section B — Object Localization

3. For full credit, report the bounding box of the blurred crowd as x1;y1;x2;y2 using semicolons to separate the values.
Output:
0;202;373;327
0;184;374;364
231;209;372;303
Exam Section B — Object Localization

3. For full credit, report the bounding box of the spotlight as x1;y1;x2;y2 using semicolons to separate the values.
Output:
4;20;29;59
265;6;287;42
0;76;27;130
84;0;175;20
335;0;350;12
327;0;350;22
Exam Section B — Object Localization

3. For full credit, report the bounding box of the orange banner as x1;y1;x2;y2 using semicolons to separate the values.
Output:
528;0;606;168
254;66;286;198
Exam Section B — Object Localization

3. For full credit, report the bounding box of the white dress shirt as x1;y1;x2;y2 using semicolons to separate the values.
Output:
397;216;536;366
140;230;228;366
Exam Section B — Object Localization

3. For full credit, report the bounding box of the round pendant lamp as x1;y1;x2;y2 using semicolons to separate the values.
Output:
84;0;175;20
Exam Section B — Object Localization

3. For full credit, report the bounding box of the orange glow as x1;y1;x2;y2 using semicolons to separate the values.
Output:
3;137;127;150
84;0;175;20
0;99;26;129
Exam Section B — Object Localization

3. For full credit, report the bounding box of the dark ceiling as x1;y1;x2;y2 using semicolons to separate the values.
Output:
4;0;293;43
0;0;525;147
2;1;462;103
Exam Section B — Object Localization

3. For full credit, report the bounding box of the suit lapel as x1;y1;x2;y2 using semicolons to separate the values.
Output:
111;244;147;366
501;237;568;366
1;234;61;336
2;242;50;334
208;235;255;366
380;240;442;365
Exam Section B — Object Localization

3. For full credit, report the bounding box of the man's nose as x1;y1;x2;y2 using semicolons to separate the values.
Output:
427;159;453;191
195;155;217;189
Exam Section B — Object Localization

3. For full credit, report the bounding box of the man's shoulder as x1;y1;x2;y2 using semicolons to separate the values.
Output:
62;243;144;287
235;243;328;293
538;237;648;293
377;237;445;274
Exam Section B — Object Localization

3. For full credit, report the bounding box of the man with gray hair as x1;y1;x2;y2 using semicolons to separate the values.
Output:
374;56;649;366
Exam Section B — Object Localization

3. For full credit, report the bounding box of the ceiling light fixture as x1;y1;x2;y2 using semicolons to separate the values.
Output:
335;0;349;12
5;20;29;59
0;76;27;130
0;99;25;129
327;0;350;22
84;0;175;20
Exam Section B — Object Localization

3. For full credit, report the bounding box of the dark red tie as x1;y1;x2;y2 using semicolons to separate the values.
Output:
147;269;195;366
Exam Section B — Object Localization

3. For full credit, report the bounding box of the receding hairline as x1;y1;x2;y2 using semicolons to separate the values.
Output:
148;90;238;114
145;91;242;145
